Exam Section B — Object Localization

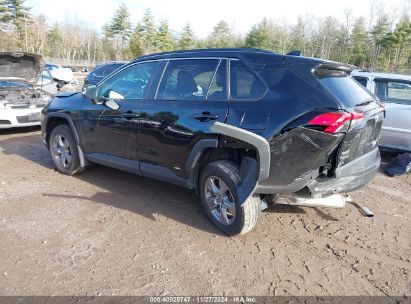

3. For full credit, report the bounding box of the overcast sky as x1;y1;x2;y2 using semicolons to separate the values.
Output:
26;0;410;37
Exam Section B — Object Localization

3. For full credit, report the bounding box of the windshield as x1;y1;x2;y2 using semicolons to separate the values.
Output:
316;69;375;107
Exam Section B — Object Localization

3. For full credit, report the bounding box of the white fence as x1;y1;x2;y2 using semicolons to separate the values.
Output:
44;58;103;67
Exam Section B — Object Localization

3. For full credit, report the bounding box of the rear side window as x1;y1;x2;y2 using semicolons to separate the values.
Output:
207;61;227;101
375;79;411;105
157;59;220;101
316;69;374;107
230;60;266;100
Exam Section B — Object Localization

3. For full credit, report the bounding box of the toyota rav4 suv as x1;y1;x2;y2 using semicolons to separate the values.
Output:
41;49;384;235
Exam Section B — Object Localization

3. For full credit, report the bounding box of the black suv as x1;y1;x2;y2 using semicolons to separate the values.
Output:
41;48;384;235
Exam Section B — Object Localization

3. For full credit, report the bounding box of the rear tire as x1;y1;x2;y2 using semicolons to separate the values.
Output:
49;124;83;175
199;160;261;236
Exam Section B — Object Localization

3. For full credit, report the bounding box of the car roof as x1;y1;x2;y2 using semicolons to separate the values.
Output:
133;48;283;62
352;70;411;81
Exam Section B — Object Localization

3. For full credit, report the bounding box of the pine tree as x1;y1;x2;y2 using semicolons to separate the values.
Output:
128;9;159;56
349;17;368;67
128;22;144;57
207;20;233;48
140;9;157;53
5;0;31;49
179;23;196;50
105;3;132;56
46;22;61;57
156;19;174;52
0;0;10;23
370;14;390;68
245;18;273;50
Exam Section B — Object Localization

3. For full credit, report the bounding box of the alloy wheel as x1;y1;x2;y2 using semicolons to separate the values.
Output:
51;134;72;169
204;176;236;225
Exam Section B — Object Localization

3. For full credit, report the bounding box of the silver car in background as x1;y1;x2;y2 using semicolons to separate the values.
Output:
352;71;411;152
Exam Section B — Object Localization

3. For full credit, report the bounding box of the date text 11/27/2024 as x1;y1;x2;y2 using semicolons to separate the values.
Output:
149;296;257;303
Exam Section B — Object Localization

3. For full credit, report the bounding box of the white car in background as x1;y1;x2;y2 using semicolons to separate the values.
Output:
352;71;411;152
0;52;53;129
45;63;79;90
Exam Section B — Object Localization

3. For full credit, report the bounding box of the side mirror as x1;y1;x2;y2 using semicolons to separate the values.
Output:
83;84;98;100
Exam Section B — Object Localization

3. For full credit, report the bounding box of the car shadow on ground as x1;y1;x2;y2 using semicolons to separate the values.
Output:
264;199;340;222
45;163;224;235
0;130;398;234
379;149;400;174
0;130;222;235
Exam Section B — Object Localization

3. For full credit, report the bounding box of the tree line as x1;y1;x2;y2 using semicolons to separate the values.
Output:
0;0;410;72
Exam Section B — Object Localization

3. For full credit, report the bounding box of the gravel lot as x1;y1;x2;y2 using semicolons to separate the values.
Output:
0;127;410;296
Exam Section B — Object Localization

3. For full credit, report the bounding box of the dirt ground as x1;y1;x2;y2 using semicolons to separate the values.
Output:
0;127;410;296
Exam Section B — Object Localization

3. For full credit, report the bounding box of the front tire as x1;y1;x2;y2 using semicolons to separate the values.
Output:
49;124;82;175
199;160;261;236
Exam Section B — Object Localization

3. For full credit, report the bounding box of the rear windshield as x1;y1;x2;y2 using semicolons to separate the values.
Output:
316;69;374;107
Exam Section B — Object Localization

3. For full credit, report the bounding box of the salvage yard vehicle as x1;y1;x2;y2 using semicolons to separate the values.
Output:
41;48;384;235
45;63;78;90
0;52;53;129
37;70;58;95
352;71;411;152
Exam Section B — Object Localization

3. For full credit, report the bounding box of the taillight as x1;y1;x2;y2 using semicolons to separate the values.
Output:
307;112;364;133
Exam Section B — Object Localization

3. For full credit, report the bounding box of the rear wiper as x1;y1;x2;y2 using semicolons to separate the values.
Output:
355;99;374;107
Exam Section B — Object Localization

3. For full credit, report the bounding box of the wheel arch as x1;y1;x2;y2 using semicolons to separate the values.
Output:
44;113;80;146
43;113;87;168
187;122;269;205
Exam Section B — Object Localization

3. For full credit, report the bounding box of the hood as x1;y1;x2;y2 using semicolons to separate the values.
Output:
0;52;45;85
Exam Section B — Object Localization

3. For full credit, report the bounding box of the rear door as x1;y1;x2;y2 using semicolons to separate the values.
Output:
374;78;411;151
138;58;229;179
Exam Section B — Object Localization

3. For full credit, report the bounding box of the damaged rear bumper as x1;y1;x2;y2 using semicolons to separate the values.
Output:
307;147;380;197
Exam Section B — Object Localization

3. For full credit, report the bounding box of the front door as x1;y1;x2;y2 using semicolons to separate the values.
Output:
138;58;229;178
79;61;160;160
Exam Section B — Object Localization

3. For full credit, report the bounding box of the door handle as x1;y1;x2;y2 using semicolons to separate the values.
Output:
121;111;139;120
194;112;218;122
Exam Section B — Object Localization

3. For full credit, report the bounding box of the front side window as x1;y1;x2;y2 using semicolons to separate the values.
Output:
98;61;158;100
230;60;266;100
156;59;220;101
375;79;411;105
